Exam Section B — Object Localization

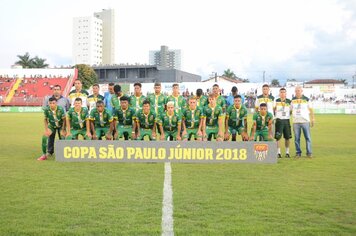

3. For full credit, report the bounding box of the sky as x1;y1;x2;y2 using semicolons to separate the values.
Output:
1;0;356;84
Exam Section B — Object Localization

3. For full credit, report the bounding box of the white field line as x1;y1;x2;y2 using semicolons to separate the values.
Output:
161;162;174;236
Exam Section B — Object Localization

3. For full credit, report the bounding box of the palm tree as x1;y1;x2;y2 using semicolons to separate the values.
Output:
223;69;236;78
15;52;34;68
32;56;49;68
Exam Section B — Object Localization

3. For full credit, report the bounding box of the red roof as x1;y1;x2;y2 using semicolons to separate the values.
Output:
305;79;344;84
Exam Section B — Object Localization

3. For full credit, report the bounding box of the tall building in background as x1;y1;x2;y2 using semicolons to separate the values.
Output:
149;45;181;70
94;9;115;65
72;9;115;65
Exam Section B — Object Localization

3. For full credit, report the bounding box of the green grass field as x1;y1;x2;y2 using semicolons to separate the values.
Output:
0;113;355;235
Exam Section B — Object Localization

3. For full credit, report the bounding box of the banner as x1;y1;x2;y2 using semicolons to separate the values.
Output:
0;106;42;112
313;108;345;114
55;140;277;164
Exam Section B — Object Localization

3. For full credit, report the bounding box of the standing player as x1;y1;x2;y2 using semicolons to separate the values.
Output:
249;103;273;141
181;96;204;141
89;101;114;140
130;82;146;112
157;101;182;141
113;96;136;140
255;84;274;114
166;83;187;115
291;86;314;158
111;84;123;112
202;94;224;141
212;84;227;112
87;84;104;112
133;100;157;140
68;79;89;107
196;88;208;109
147;82;166;115
224;95;249;141
38;97;66;161
274;88;292;158
66;98;91;140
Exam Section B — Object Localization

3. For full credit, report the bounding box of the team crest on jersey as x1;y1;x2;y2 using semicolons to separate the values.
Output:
254;144;268;161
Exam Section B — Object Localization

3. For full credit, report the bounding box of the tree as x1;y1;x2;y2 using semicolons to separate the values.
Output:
74;64;98;89
32;56;49;68
271;79;280;87
15;52;34;68
223;69;236;78
15;52;49;68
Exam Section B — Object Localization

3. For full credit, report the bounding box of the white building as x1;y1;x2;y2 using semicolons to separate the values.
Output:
94;9;115;65
72;9;115;66
149;45;181;70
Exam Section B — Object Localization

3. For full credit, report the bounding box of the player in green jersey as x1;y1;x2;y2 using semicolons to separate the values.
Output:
38;97;66;161
166;83;187;115
65;98;91;140
249;103;274;141
113;96;136;140
130;82;146;112
202;94;224;141
181;96;204;141
111;84;123;112
89;100;114;140
196;88;208;109
87;84;104;112
157;101;182;141
133;100;157;140
147;82;167;115
212;84;227;112
224;95;249;141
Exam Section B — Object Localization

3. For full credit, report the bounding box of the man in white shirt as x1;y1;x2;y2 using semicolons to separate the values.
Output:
291;86;315;158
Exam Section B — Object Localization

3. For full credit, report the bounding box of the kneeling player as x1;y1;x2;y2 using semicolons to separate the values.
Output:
157;101;182;140
224;95;248;141
113;96;136;140
249;103;273;141
66;98;91;140
203;94;224;141
38;97;66;161
134;100;157;140
89;100;114;140
181;96;204;141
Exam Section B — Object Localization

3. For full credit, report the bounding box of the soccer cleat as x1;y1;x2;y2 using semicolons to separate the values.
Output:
285;153;290;158
307;154;313;158
277;153;282;158
295;154;301;158
37;155;47;161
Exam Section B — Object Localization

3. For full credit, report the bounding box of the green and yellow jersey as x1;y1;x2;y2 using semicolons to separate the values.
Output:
113;107;136;126
89;108;113;128
67;107;89;130
134;110;156;129
182;107;204;129
43;106;66;129
166;95;187;115
203;105;224;127
130;95;146;112
147;93;167;114
157;111;181;132
68;89;89;107
226;104;248;128
87;94;104;112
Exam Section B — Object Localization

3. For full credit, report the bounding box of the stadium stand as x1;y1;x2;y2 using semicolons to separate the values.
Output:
0;69;77;106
